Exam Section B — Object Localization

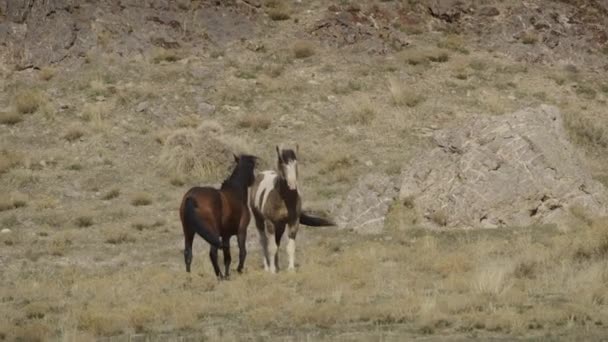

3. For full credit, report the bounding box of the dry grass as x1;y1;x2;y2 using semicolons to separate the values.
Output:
389;78;425;107
521;32;539;45
131;192;152;206
0;150;22;174
293;41;315;59
13;89;44;114
101;188;120;200
237;114;271;130
0;110;23;125
0;194;27;212
63;126;85;142
151;48;182;63
39;66;56;81
75;215;94;227
157;125;243;182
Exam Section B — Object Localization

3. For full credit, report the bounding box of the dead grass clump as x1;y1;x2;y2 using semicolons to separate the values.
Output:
75;215;94;227
471;263;512;296
345;96;376;125
132;219;164;231
429;210;448;227
14;90;44;114
267;8;290;21
389;79;425;107
63;127;85;142
521;32;538;45
151;48;182;63
101;188;120;200
157;126;238;182
39;67;56;81
427;50;449;63
575;84;597;100
131;193;152;206
237;115;271;131
104;229;136;244
437;34;469;54
564;112;608;148
0;150;22;174
78;309;127;336
0;193;27;211
293;41;315;59
0;111;23;125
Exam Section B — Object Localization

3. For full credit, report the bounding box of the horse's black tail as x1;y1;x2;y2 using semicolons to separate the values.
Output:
184;197;222;248
299;211;335;227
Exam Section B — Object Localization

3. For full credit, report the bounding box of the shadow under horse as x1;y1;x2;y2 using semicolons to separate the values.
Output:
179;154;257;279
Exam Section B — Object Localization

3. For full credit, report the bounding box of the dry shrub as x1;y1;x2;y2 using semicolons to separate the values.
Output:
0;150;22;174
78;308;127;336
389;79;425;107
39;67;56;81
131;192;152;206
293;41;315;59
344;96;375;125
521;32;538;45
75;215;94;227
101;188;120;200
151;48;182;63
268;8;290;21
237;115;271;130
104;228;136;244
14;89;44;114
158;124;247;182
0;111;22;125
63;126;85;142
0;193;27;212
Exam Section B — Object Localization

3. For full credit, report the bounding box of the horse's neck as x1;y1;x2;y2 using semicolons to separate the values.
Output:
277;177;300;203
221;169;249;203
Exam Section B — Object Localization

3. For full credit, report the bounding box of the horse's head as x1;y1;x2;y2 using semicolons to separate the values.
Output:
276;144;298;190
233;153;258;186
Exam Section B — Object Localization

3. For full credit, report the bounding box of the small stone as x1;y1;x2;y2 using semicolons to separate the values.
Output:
1;229;11;234
478;6;500;17
136;101;149;112
197;101;216;116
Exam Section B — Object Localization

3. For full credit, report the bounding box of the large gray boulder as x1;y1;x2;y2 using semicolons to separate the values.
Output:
399;105;608;229
335;173;398;234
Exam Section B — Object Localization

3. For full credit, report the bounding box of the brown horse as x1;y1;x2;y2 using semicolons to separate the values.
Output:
249;145;334;273
179;154;257;279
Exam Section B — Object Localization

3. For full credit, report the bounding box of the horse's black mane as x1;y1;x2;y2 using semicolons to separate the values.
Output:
221;154;257;193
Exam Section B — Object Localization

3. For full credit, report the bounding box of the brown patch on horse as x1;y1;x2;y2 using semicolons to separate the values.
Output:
179;154;257;279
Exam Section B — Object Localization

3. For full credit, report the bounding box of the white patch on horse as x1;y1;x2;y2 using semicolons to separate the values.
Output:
255;171;277;211
285;160;298;190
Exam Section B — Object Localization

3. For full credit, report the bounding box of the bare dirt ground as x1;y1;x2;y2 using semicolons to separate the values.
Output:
1;0;608;340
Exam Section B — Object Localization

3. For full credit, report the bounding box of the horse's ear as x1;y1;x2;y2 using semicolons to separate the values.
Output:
276;145;282;162
233;154;239;163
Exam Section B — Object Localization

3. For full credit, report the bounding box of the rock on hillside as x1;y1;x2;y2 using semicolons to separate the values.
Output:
0;0;257;68
399;105;608;229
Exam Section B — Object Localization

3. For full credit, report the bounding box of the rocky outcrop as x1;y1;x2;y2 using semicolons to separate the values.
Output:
399;105;608;229
0;0;258;68
334;173;398;234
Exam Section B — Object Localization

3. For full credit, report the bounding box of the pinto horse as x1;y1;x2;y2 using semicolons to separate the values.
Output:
179;154;257;279
250;145;334;273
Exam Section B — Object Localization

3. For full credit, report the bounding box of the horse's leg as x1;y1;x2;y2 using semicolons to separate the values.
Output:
255;215;269;271
222;237;231;279
183;227;195;273
237;231;247;273
274;223;286;272
286;221;300;272
265;219;278;273
209;245;223;279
